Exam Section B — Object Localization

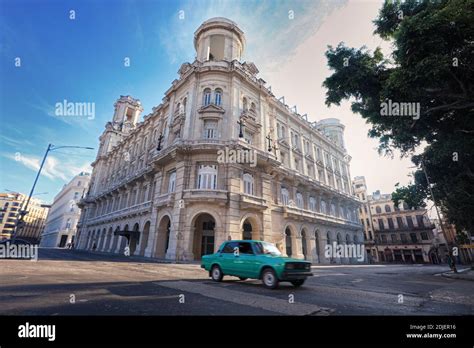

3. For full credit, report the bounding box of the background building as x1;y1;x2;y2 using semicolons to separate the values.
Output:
352;176;376;262
0;192;49;243
368;189;435;263
76;18;363;263
40;172;91;248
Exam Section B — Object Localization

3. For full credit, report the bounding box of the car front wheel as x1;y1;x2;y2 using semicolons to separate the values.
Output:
262;268;279;289
290;279;306;288
211;265;223;282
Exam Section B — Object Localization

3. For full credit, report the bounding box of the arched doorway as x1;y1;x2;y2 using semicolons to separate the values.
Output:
192;213;215;259
243;221;252;240
301;229;308;260
285;227;292;257
241;215;261;240
130;223;140;255
155;216;171;259
139;221;150;256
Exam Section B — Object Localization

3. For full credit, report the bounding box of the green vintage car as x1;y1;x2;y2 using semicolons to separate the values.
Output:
201;240;312;289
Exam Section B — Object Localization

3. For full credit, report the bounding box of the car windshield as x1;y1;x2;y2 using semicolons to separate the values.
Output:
255;242;282;256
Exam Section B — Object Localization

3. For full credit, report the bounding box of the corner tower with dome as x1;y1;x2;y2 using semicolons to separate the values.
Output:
77;18;363;264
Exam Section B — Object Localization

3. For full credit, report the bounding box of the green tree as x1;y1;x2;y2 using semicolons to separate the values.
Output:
323;0;474;232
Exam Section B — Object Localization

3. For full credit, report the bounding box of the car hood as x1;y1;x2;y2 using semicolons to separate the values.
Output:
260;254;310;263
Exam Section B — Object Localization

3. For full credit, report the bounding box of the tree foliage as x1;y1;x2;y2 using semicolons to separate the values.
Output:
323;0;474;233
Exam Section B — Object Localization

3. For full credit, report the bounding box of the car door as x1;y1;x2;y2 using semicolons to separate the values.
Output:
218;241;238;274
234;242;259;278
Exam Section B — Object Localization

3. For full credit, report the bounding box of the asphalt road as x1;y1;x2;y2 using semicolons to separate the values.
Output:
0;248;472;315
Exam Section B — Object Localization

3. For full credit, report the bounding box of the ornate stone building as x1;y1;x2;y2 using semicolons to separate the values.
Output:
76;18;363;263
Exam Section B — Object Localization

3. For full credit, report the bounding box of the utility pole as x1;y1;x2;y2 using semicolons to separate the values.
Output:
12;144;94;240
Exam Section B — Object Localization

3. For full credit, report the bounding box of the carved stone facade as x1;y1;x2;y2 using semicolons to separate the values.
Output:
76;18;363;263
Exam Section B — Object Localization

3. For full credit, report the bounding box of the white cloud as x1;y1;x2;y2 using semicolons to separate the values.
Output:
158;0;346;73
3;152;90;182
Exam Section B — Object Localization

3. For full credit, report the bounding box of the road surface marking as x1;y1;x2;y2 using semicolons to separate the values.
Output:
155;280;333;315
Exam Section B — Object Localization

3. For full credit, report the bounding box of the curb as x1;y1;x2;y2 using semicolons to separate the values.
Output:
440;268;474;281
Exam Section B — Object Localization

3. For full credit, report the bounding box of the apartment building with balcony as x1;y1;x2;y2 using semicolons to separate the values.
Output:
368;190;435;263
76;18;363;263
0;192;49;243
40;172;90;248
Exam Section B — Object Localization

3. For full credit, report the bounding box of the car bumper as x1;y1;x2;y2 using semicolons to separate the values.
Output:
280;271;313;280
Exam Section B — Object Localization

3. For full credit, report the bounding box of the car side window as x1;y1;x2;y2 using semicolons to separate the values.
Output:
238;242;254;255
222;242;238;253
254;242;264;254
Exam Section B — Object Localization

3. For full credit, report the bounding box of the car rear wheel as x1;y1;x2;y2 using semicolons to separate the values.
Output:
211;265;223;282
262;268;279;289
238;277;248;281
290;279;306;288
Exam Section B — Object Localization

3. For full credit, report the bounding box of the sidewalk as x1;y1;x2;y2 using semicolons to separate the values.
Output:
441;267;474;281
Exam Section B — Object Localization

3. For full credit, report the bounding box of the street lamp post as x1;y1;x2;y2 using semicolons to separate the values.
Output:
12;144;94;240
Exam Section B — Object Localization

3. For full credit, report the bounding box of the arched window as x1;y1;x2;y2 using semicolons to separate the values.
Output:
281;188;289;205
326;232;331;244
354;235;359;244
197;165;217;190
385;204;391;213
214;89;222;106
337;233;342;244
309;196;316;211
243;173;254;195
203;88;212;106
331;203;336;216
375;206;382;214
296;192;304;208
242;97;248;111
346;234;351;244
339;206;344;218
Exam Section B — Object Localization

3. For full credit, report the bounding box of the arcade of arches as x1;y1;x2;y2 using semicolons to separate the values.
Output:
78;211;364;263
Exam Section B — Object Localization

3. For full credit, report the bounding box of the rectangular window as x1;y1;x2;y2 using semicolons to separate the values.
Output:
387;218;395;230
410;233;418;243
396;216;404;229
168;171;176;193
421;232;429;240
416;215;425;228
406;216;414;228
378;219;385;230
244;130;253;144
203;120;218;139
318;169;325;184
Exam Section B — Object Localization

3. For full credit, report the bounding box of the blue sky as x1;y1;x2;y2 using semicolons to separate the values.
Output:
0;0;353;204
2;0;414;210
